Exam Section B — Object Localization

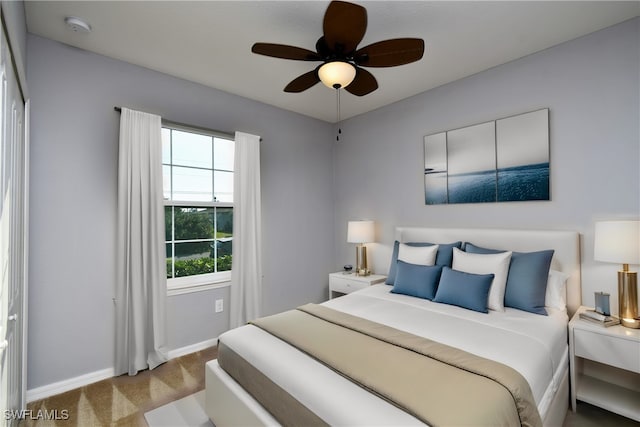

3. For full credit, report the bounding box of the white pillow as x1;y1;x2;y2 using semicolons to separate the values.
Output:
398;243;438;266
545;269;569;311
452;247;512;312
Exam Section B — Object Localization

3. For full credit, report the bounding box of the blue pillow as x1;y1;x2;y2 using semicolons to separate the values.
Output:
465;243;554;315
433;267;494;313
391;261;443;300
386;240;462;285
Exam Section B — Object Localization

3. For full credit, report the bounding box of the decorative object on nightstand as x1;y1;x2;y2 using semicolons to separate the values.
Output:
578;309;620;327
569;306;640;421
594;291;611;316
347;220;375;276
594;220;640;328
329;272;386;299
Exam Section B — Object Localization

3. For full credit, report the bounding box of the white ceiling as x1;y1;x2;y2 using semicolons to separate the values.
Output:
25;1;639;123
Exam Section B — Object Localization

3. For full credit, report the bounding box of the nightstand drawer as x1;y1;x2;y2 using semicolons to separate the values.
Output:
574;329;640;373
329;276;367;294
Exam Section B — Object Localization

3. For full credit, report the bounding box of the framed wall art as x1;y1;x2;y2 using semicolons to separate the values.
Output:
424;108;549;205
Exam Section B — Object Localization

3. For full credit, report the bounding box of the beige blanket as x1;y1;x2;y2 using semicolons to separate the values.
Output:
250;303;542;427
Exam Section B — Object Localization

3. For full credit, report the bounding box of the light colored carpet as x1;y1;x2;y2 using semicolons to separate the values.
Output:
144;391;213;427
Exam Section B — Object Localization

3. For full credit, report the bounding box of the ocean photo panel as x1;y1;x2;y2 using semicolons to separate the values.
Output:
424;109;549;205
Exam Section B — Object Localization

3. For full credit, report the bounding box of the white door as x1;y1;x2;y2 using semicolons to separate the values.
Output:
0;14;27;425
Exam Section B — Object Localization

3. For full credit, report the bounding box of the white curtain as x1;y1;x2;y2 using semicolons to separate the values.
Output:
230;132;262;328
115;108;168;376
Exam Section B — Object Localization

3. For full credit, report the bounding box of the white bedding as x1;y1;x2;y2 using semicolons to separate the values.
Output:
326;284;569;414
218;284;569;425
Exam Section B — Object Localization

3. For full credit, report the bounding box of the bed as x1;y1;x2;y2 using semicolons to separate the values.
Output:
206;227;581;426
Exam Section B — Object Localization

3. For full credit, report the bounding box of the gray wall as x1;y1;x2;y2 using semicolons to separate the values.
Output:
333;18;639;311
27;34;334;389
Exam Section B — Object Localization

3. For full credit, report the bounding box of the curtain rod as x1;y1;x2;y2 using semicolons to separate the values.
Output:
114;106;234;139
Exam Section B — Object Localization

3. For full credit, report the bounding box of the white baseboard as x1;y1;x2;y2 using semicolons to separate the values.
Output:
26;367;115;403
26;338;219;403
167;337;218;359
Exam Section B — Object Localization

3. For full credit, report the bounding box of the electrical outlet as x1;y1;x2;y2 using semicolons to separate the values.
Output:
215;299;224;313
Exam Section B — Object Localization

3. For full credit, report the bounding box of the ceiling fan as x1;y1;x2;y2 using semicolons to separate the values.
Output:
251;0;425;96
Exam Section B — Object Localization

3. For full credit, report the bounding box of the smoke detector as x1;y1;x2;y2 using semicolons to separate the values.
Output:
64;16;92;34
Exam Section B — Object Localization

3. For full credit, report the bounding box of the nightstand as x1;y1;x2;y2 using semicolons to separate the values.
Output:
569;306;640;421
329;272;386;299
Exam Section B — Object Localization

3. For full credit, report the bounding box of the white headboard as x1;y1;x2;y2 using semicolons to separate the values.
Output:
395;227;582;317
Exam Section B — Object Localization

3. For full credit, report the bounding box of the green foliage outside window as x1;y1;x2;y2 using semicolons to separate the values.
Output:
167;254;232;279
165;206;233;278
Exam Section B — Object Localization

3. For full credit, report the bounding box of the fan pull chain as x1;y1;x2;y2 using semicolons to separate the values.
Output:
336;88;342;141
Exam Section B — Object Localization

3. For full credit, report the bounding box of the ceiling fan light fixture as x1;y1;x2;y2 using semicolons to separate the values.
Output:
318;61;356;89
252;1;424;96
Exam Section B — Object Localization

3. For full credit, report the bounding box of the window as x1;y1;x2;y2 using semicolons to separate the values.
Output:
162;125;234;290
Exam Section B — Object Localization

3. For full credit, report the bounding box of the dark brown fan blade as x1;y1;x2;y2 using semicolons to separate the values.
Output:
354;38;425;67
284;70;321;92
323;1;367;55
252;43;321;61
345;68;378;96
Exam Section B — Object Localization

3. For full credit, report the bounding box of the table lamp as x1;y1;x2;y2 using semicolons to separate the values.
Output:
347;220;374;276
594;220;640;328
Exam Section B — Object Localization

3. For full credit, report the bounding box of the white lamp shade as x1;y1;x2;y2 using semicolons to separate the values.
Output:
347;220;375;243
318;61;356;89
594;220;640;265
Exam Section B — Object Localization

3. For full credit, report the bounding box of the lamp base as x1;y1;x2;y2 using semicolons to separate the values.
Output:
621;317;640;329
618;270;638;329
355;245;370;277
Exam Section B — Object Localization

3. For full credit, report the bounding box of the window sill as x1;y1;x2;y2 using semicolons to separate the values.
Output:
167;272;231;296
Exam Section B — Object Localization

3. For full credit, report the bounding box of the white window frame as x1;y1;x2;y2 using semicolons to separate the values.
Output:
162;123;234;295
